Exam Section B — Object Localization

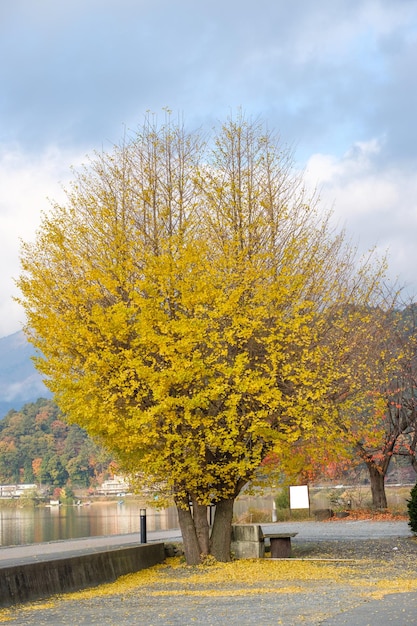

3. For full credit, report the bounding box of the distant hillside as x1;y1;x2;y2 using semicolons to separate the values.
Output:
0;331;51;418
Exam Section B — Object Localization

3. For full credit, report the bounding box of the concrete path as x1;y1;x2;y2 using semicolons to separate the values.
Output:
0;528;183;567
321;591;417;625
263;518;411;541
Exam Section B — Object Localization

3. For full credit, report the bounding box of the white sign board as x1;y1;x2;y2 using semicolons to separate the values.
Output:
289;485;310;510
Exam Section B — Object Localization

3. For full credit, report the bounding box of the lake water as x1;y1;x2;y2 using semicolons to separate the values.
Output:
0;495;274;547
0;500;180;547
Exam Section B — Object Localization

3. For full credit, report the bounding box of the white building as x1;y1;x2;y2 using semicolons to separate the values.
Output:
0;483;37;498
96;476;130;495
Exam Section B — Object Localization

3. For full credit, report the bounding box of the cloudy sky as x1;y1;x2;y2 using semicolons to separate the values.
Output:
1;0;417;337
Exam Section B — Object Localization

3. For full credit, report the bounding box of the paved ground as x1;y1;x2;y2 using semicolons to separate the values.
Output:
4;588;417;626
322;592;417;625
264;518;411;541
1;520;417;625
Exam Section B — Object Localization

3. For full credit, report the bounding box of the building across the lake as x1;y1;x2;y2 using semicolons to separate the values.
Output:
95;475;130;496
0;483;37;498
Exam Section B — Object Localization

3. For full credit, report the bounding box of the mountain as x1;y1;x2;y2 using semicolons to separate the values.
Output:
0;331;51;419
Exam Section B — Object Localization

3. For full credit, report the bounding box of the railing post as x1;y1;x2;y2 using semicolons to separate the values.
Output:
272;500;277;522
140;508;147;544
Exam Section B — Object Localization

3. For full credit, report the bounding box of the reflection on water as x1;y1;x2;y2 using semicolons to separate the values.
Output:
0;501;179;547
0;495;277;548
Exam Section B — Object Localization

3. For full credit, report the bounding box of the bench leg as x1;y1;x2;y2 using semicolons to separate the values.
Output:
270;537;292;558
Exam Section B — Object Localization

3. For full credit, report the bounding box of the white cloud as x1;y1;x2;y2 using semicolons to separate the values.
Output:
305;139;417;296
0;144;83;336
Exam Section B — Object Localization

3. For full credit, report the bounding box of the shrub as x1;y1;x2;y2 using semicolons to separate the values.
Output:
275;488;290;510
407;482;417;534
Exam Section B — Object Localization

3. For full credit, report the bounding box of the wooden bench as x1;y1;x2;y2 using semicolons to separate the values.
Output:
263;532;298;558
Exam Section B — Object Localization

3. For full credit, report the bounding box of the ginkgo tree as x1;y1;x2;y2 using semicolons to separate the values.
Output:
18;111;388;564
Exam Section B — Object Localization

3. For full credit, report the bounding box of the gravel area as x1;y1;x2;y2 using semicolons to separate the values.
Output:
1;524;417;625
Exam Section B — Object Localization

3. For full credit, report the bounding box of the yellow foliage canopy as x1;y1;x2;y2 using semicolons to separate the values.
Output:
17;112;387;506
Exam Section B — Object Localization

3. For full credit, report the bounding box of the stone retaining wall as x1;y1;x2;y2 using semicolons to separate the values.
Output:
0;542;165;607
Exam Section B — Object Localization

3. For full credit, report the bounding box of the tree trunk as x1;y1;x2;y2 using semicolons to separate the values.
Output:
191;497;210;557
176;493;238;564
176;503;202;565
210;497;235;562
367;463;388;509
